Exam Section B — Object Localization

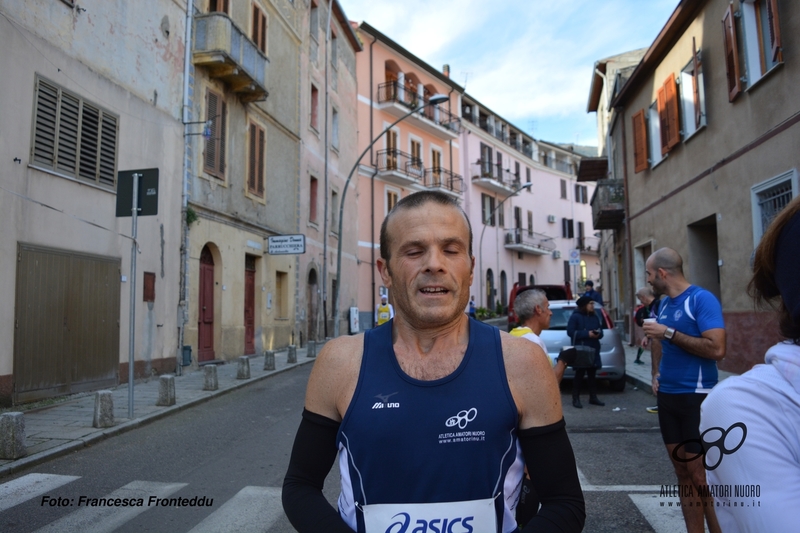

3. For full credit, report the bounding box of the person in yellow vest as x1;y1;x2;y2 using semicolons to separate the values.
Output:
375;295;394;326
509;288;567;382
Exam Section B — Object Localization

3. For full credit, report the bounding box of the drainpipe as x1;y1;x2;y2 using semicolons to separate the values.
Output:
177;0;194;376
321;0;334;337
620;108;636;345
369;30;378;328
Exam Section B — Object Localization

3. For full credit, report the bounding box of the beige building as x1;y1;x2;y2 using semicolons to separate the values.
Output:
183;0;304;363
296;0;361;343
0;1;186;403
604;0;797;372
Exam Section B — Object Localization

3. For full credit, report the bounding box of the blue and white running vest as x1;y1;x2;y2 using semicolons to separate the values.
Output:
336;319;525;533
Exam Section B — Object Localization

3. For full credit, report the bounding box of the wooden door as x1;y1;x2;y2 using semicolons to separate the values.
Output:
198;246;215;362
244;256;255;354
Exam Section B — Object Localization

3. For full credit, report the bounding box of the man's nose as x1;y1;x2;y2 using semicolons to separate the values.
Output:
424;249;446;271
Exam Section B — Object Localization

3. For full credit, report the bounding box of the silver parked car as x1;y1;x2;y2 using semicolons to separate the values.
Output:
539;301;626;391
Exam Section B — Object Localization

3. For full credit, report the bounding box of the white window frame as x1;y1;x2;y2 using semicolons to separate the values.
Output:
741;0;782;90
679;54;707;141
751;169;798;247
647;101;664;167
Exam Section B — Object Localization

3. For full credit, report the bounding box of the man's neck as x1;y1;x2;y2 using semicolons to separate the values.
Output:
392;313;470;356
523;319;543;336
666;280;691;299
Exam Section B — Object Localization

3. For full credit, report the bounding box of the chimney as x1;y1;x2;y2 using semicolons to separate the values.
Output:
443;64;450;78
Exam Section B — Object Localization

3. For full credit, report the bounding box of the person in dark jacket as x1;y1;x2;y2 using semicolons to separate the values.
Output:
567;296;605;408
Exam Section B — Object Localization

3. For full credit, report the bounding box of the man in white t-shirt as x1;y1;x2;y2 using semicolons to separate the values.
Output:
509;288;566;383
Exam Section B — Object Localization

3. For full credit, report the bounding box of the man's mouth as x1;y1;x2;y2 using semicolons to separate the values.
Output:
420;287;449;294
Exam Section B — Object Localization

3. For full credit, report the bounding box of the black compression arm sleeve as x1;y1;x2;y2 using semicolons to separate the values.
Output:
519;419;586;533
282;409;355;532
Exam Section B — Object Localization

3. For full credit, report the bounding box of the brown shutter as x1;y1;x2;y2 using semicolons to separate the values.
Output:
632;109;648;173
222;0;229;13
257;127;265;195
204;91;218;173
767;0;782;63
260;12;267;53
252;5;259;44
248;123;256;192
657;85;669;155
664;73;680;150
219;99;227;176
722;4;742;102
692;37;702;128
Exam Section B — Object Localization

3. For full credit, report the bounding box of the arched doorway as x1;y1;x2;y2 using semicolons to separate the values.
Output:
486;269;494;311
307;268;319;342
500;271;508;311
198;245;215;362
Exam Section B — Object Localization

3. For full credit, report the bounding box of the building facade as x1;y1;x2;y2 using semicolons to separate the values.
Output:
607;0;797;372
183;0;303;363
296;0;361;343
0;0;186;403
354;22;465;328
460;95;599;313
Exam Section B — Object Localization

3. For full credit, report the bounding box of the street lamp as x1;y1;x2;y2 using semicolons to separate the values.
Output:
478;181;533;309
332;93;450;338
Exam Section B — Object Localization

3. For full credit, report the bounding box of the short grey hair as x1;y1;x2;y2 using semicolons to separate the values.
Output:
515;289;547;323
636;286;654;300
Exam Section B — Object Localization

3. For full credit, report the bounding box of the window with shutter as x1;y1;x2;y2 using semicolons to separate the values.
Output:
664;73;680;151
204;90;227;179
680;39;707;140
632;109;648;173
257;127;265;196
766;0;782;63
30;77;118;189
209;0;229;13
722;4;742;101
252;4;267;55
247;122;265;198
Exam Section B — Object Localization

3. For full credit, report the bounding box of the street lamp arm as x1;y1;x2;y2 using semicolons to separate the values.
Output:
332;100;440;337
478;182;532;309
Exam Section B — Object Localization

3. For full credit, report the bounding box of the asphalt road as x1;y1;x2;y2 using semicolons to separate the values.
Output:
0;361;682;533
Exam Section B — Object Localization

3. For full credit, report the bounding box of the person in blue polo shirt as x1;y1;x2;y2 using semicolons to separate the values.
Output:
642;247;725;533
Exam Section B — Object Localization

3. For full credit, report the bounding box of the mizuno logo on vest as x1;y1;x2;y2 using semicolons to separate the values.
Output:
372;392;400;409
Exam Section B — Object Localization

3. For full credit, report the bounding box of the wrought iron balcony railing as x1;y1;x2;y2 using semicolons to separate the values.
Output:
591;179;626;230
424;168;464;194
504;229;556;253
376;81;461;133
376;149;424;180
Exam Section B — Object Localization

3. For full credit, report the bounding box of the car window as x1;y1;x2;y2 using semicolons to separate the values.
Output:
548;308;606;331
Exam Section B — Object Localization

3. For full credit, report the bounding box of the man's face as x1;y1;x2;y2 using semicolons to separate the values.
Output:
535;297;552;330
585;284;592;292
645;259;666;296
376;202;474;329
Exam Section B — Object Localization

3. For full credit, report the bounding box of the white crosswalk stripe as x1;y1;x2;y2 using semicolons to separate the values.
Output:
187;486;283;533
0;473;81;513
628;493;696;533
32;480;188;533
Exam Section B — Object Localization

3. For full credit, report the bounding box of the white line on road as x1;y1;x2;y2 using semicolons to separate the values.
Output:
0;473;81;513
187;486;283;533
576;466;661;492
33;480;187;533
628;493;701;533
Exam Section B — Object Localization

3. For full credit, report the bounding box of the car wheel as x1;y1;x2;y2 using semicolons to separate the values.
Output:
609;376;626;392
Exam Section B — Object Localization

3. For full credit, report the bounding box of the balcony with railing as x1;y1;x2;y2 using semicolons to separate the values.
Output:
504;229;556;256
193;13;268;103
375;81;460;138
376;149;424;187
578;235;601;255
423;168;463;198
591;179;625;230
470;159;518;195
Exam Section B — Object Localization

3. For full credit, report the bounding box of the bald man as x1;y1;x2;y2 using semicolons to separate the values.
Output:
642;247;725;533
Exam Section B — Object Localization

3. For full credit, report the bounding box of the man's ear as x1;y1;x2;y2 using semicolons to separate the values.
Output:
377;257;392;288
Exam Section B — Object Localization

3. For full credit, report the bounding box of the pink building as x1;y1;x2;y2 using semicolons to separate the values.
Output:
459;94;600;312
353;23;464;327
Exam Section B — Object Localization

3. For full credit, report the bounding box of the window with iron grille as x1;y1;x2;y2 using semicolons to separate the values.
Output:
751;169;797;246
31;76;119;190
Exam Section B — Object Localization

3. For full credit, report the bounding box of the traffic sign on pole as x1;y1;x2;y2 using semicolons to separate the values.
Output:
568;249;581;266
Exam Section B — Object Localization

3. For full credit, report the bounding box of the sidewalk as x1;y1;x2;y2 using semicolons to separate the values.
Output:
0;347;317;478
623;342;737;393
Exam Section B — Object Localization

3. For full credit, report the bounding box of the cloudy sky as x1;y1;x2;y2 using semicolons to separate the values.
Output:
340;0;679;148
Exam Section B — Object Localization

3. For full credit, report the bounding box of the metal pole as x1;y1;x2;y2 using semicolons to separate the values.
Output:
128;172;140;419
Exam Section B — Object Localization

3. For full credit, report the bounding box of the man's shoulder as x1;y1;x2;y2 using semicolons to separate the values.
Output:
317;334;364;369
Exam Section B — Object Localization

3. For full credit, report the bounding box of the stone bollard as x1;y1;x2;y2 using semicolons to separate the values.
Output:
92;390;114;428
307;340;317;358
263;350;275;371
156;375;176;406
0;412;26;460
203;365;218;391
237;356;251;379
287;345;297;364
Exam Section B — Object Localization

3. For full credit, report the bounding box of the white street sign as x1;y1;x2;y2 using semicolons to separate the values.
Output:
568;248;581;265
267;235;306;255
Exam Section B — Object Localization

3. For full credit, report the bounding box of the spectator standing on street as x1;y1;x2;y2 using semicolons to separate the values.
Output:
642;247;725;533
567;296;605;408
583;280;603;305
634;286;659;364
282;190;585;533
700;195;800;531
374;294;394;326
467;294;476;319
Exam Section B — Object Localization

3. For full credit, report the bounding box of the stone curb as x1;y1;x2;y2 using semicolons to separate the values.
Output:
0;358;315;479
